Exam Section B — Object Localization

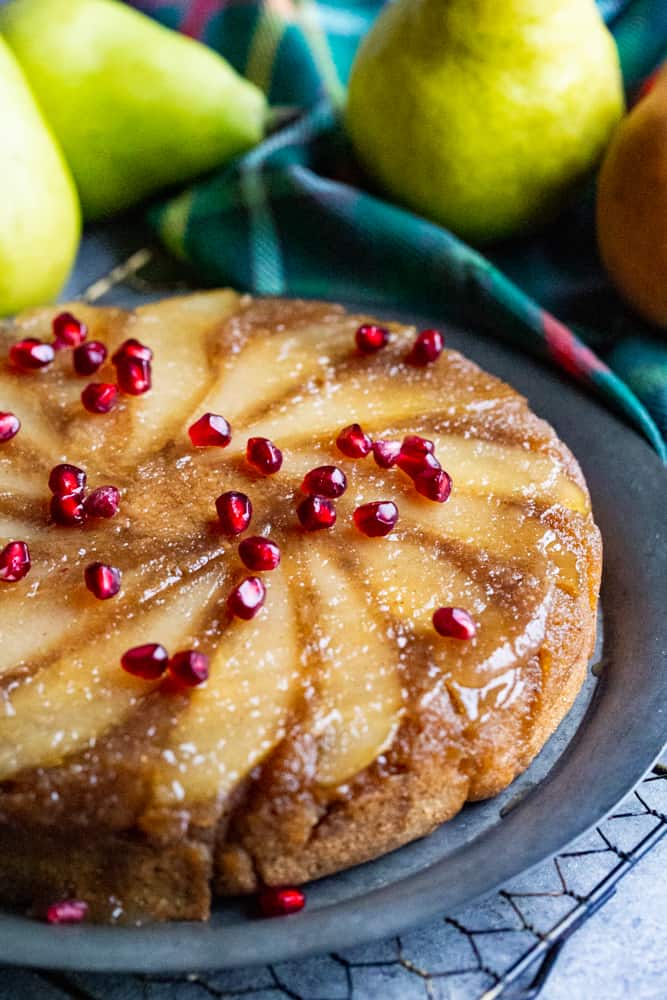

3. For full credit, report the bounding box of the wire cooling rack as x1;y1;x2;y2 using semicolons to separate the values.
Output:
0;247;664;1000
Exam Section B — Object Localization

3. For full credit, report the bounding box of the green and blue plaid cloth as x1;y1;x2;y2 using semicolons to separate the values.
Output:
132;0;667;458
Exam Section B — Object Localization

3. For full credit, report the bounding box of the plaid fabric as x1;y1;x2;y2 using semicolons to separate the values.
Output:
133;0;667;458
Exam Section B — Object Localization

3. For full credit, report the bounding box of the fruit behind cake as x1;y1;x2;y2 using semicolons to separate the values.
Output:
0;292;601;923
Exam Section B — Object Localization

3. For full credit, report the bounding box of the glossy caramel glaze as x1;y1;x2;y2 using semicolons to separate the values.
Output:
0;294;601;922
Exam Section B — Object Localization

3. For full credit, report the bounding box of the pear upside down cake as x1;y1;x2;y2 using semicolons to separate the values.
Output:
0;292;601;924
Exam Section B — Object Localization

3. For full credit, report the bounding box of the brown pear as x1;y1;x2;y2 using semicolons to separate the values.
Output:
597;64;667;329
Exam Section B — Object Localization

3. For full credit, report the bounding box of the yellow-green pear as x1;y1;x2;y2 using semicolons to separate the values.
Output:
347;0;625;244
597;63;667;329
0;35;80;315
0;0;267;220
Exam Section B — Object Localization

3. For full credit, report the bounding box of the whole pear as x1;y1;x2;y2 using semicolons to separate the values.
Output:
0;36;80;315
347;0;625;244
597;64;667;329
0;0;267;220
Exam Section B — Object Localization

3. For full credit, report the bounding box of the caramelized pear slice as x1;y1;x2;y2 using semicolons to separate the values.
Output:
0;510;47;540
0;372;64;459
197;320;356;427
354;534;487;634
6;302;121;345
393;489;580;595
0;567;223;779
68;292;240;466
300;551;403;788
124;292;240;454
150;566;299;807
224;365;510;455
430;433;587;513
355;536;554;690
0;557;81;676
0;461;47;503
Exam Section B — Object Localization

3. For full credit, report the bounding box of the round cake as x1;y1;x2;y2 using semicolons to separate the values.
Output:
0;292;601;924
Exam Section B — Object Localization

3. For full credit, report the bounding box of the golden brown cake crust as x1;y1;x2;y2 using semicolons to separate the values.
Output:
0;294;601;922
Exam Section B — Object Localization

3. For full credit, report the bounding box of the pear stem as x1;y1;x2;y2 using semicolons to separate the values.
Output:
83;249;153;303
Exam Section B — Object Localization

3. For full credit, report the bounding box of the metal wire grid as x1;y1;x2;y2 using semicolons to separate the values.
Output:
0;252;664;1000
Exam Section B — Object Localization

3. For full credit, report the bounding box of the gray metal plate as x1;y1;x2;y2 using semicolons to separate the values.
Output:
0;225;664;972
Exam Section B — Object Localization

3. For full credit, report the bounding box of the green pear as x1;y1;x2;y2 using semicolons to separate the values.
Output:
347;0;625;243
0;35;80;315
0;0;267;220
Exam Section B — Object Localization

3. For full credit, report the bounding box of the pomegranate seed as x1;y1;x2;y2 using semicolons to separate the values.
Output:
0;412;20;443
52;312;87;349
84;562;121;600
414;468;452;503
115;356;151;395
228;576;266;620
301;465;347;499
398;450;441;480
336;423;372;459
46;900;88;925
9;338;54;371
50;494;86;526
216;491;252;535
353;500;399;537
239;536;281;572
407;328;444;366
396;435;440;478
259;887;305;918
48;463;86;497
372;439;401;469
111;338;153;364
73;340;107;376
188;412;232;448
169;650;210;687
81;382;118;414
297;495;337;531
402;434;435;456
112;337;153;396
84;485;120;519
433;607;477;640
246;437;283;475
0;541;30;583
355;323;389;354
121;643;169;680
